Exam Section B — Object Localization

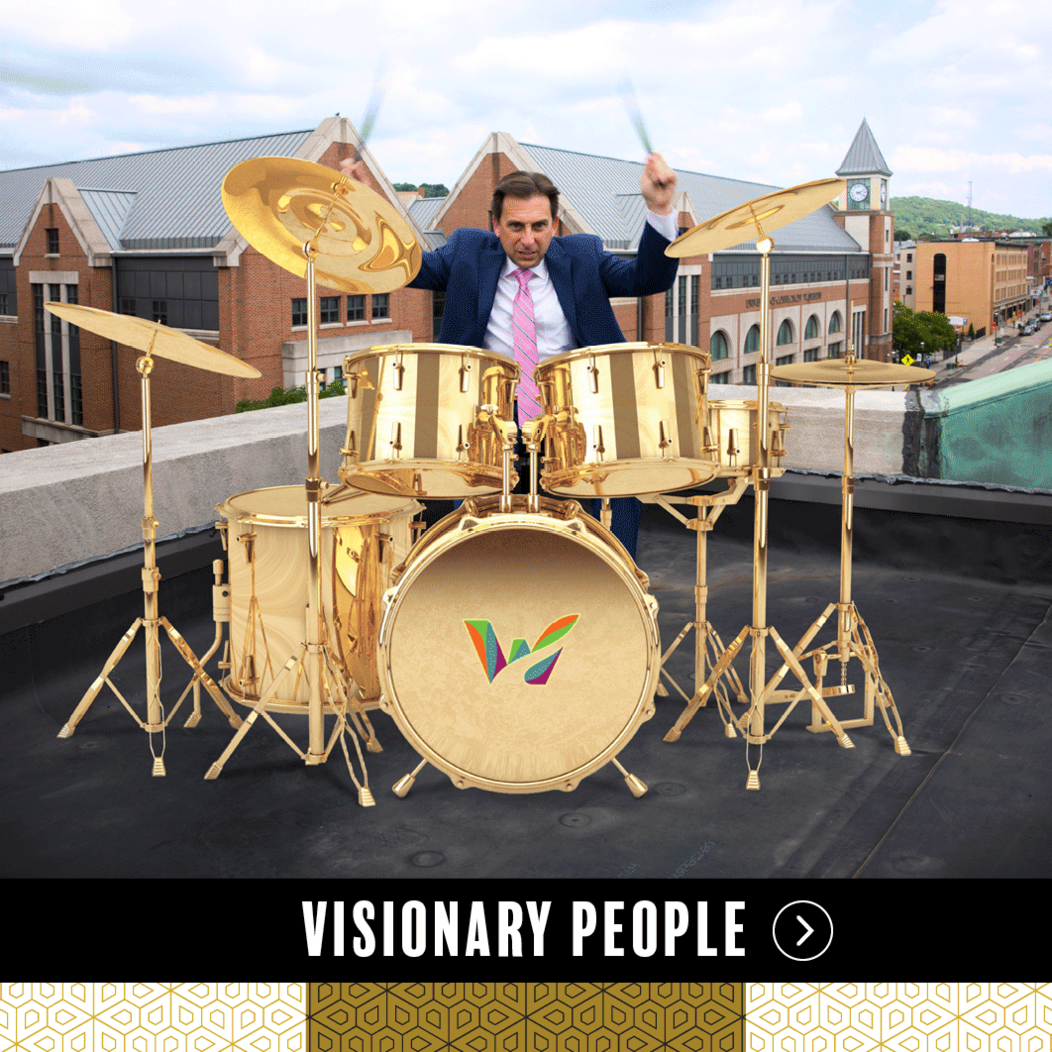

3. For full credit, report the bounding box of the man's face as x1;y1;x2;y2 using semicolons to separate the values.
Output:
492;195;557;268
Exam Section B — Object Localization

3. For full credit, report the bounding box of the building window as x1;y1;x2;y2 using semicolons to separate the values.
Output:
120;298;136;315
664;288;673;318
804;315;820;340
292;298;307;327
804;348;819;362
46;228;59;254
906;270;912;280
744;324;760;355
906;286;912;296
776;354;794;367
372;294;390;320
906;253;913;263
828;342;842;358
712;371;730;385
151;301;167;325
829;311;842;334
333;365;343;383
320;296;340;324
347;295;365;322
710;330;729;361
743;364;756;385
0;360;9;395
776;320;794;345
0;293;9;316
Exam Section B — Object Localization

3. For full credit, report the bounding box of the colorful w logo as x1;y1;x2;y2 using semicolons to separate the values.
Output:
463;615;580;686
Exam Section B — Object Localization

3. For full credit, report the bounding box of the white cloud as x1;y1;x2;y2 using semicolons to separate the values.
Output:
761;101;804;124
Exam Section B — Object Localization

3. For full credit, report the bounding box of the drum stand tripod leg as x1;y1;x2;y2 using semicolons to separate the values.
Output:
57;353;242;775
393;759;429;798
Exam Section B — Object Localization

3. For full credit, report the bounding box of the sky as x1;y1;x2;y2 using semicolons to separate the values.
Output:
2;0;1049;221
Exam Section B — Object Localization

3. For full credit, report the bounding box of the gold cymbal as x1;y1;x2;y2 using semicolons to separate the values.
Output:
770;357;935;389
44;303;261;378
221;156;421;294
666;177;847;257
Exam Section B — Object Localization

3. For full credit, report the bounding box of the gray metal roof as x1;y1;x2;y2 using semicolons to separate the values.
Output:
408;196;447;249
520;143;860;254
836;118;893;177
78;190;138;250
0;130;313;251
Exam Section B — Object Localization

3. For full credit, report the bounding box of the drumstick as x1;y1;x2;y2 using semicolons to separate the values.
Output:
353;60;388;164
616;75;668;188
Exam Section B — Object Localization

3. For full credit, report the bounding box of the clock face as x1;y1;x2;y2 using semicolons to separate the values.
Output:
849;181;870;203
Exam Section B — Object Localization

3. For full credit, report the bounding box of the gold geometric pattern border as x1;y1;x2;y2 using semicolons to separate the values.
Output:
744;984;1052;1052
308;984;744;1052
0;984;308;1052
4;986;1050;1052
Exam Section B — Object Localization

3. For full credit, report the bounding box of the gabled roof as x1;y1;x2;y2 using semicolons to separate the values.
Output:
519;141;861;254
407;196;448;249
836;118;893;178
0;130;313;252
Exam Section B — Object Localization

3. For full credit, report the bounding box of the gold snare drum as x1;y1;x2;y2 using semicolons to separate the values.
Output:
378;495;660;793
705;399;790;475
534;342;718;498
340;343;519;499
219;485;419;713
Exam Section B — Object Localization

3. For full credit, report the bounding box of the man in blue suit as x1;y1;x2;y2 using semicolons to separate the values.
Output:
341;154;679;559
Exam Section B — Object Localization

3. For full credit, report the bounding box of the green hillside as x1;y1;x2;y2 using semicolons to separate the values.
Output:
890;196;1050;239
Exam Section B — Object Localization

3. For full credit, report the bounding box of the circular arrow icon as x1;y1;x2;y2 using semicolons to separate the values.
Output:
772;901;834;961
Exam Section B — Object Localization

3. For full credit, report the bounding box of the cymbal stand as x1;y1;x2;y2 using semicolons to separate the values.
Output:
56;346;243;774
664;231;856;789
779;363;910;755
650;478;750;736
206;191;375;805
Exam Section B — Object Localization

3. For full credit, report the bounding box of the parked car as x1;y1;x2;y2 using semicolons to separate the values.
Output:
1041;310;1052;322
1023;324;1035;335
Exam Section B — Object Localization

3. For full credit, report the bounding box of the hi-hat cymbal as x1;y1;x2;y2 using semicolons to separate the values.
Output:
770;357;935;389
666;177;847;257
44;303;261;378
221;156;421;294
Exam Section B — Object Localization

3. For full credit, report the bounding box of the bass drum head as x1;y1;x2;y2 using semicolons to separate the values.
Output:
379;511;659;793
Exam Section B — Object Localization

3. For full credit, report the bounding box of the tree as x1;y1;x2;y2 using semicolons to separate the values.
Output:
893;302;956;358
236;380;346;413
1042;221;1052;238
391;182;450;198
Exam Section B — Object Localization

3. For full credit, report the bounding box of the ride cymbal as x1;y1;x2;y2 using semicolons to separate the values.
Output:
221;156;421;294
44;303;261;378
666;177;847;257
770;357;935;389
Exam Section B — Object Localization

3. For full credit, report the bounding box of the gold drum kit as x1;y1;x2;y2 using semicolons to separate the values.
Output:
49;159;936;804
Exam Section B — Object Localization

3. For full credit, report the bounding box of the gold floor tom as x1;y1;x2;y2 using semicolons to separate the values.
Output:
219;485;419;713
705;399;790;475
535;342;717;497
340;343;519;499
377;495;660;793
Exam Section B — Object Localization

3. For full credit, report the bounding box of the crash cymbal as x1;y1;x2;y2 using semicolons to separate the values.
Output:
666;177;847;257
221;156;421;294
770;357;935;389
44;303;261;378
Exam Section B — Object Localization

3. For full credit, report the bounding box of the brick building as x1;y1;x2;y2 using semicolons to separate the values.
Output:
2;117;884;453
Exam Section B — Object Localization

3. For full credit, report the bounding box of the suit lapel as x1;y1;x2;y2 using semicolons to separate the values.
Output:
479;239;506;339
544;239;578;343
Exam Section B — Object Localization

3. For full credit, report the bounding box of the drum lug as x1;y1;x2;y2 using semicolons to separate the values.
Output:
393;351;406;391
587;357;600;394
390;421;403;456
559;778;580;792
643;700;656;719
457;516;481;532
652;353;666;389
459;358;472;393
592;424;605;460
658;420;673;454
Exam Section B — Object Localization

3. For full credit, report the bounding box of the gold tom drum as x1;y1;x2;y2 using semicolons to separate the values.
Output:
705;399;790;475
378;495;660;794
535;341;718;498
219;485;419;714
340;343;519;499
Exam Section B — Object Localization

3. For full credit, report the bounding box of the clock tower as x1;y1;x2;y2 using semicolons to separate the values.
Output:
833;118;894;361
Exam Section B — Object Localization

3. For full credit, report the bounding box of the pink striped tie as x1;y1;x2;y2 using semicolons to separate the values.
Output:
512;267;542;423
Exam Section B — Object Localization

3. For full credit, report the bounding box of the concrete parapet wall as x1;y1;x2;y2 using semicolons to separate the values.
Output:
0;384;917;585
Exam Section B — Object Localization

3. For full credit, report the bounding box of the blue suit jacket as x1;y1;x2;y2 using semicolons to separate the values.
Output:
408;220;678;347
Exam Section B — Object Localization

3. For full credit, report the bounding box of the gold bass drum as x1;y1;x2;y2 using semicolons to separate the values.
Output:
219;485;420;713
378;496;660;794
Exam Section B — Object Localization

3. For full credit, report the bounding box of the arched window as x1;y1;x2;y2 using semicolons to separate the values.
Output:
804;315;820;340
710;330;729;360
744;324;760;354
829;311;842;334
776;320;794;346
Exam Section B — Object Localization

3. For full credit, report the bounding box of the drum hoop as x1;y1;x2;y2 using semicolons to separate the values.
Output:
345;343;518;369
221;486;418;528
378;507;660;792
536;341;710;372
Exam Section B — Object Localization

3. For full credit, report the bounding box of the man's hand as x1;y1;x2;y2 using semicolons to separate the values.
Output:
338;156;368;182
640;153;677;216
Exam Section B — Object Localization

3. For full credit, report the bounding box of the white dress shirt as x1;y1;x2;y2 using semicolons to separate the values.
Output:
483;210;679;363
